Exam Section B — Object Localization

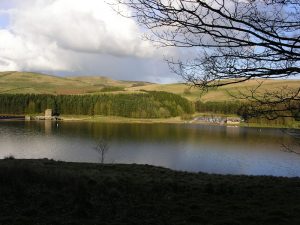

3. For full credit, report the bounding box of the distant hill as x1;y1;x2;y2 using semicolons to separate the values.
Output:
1;71;299;102
0;72;150;95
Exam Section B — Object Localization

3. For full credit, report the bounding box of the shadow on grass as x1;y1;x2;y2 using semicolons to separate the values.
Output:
0;159;299;225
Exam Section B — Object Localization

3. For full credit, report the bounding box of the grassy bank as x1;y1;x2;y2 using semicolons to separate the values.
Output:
239;122;300;129
0;159;300;225
61;115;185;124
60;114;300;129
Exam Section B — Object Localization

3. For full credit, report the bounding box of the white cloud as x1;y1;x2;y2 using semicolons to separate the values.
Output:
0;0;177;81
10;0;154;57
0;29;70;71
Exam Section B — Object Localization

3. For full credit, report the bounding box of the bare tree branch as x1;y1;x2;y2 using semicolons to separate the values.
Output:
113;0;300;120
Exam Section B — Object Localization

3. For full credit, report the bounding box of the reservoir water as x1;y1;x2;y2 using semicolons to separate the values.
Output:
0;121;300;177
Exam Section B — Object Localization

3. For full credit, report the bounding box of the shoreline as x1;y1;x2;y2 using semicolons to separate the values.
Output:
1;158;300;225
31;115;300;129
0;114;299;129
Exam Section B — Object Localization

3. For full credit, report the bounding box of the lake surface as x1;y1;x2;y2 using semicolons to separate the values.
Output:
0;121;300;177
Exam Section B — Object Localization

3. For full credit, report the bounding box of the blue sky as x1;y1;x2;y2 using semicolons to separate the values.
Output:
0;14;9;28
0;0;13;28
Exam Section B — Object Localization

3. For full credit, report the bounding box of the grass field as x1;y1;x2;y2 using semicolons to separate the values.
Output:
1;71;299;102
0;158;300;225
57;115;300;128
127;79;300;101
61;115;185;124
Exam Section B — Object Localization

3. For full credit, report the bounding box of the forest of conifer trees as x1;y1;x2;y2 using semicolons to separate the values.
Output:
0;91;194;118
0;90;298;126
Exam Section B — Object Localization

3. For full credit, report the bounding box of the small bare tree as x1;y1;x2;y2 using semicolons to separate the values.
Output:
94;138;110;164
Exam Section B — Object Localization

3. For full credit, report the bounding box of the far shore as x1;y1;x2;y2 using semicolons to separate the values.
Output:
61;115;300;129
1;114;299;129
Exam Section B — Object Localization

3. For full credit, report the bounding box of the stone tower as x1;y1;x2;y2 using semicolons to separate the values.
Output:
45;109;53;120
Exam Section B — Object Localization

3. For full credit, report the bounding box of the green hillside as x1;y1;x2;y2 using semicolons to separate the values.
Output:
0;72;150;95
0;71;299;102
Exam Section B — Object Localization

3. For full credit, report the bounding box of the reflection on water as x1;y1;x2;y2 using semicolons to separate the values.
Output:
0;121;300;177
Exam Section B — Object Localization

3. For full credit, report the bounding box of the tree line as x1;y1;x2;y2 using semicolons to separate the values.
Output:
0;91;194;118
195;101;244;116
195;100;300;126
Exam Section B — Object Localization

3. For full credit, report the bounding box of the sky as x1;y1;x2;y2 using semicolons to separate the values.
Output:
0;0;180;83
